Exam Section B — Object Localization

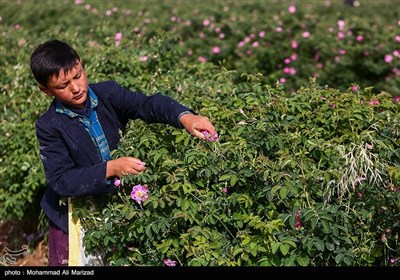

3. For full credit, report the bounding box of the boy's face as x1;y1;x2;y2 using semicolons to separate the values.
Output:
39;60;88;108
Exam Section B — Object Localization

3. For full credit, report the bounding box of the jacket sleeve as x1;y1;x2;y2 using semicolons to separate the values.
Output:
35;118;114;198
103;81;196;128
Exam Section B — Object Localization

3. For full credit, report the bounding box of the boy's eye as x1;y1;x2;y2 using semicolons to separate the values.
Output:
75;74;81;79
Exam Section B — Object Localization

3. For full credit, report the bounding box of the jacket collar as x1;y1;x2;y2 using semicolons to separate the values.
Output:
53;88;102;164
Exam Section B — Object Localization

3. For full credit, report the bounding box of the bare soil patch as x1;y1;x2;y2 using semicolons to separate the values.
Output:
0;217;48;266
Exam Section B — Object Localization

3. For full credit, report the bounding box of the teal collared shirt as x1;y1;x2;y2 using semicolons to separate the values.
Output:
55;87;111;163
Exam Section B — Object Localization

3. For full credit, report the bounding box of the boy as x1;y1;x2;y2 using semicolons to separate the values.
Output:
30;39;216;266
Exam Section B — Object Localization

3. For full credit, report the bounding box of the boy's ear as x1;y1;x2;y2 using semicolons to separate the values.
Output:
39;85;53;97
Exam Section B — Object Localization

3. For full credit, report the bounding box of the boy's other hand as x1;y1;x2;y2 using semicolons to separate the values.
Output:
179;114;217;141
106;157;146;178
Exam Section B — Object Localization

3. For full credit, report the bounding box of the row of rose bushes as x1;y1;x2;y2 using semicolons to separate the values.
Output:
69;32;398;266
2;0;399;96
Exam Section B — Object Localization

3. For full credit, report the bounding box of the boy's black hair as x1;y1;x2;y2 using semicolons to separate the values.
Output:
30;39;81;87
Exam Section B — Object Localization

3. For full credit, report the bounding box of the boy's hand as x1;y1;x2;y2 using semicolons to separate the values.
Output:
179;113;217;141
106;157;146;178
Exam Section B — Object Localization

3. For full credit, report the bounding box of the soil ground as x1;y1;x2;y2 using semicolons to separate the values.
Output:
0;217;48;266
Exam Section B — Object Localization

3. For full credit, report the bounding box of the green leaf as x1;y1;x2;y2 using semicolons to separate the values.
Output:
323;172;331;182
183;136;190;146
232;212;241;220
320;213;334;222
314;239;324;251
250;248;257;257
242;237;251;245
310;216;318;229
343;256;353;266
335;253;344;264
230;175;238;187
271;185;281;194
280;243;289;256
233;248;243;256
121;205;129;216
271;242;281;254
325;242;335;251
296;255;310;266
241;252;249;261
370;248;383;257
126;208;135;220
279;186;288;199
104;236;110;246
182;199;190;211
152;199;158;209
176;197;182;207
154;153;163;164
145;225;152;238
258;259;271;266
151;223;159;234
321;220;331;233
281;239;296;248
175;133;186;143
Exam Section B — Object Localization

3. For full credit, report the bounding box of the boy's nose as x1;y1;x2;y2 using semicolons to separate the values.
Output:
70;82;79;93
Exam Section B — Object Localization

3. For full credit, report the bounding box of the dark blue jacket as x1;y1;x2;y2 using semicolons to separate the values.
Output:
36;80;192;233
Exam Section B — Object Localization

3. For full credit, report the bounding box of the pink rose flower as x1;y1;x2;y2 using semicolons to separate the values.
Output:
212;46;221;55
369;99;379;106
163;258;177;266
114;178;121;187
201;130;219;142
130;184;149;205
351;85;359;92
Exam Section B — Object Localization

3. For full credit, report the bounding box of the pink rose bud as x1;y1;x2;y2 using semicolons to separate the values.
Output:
114;178;121;187
201;130;219;142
